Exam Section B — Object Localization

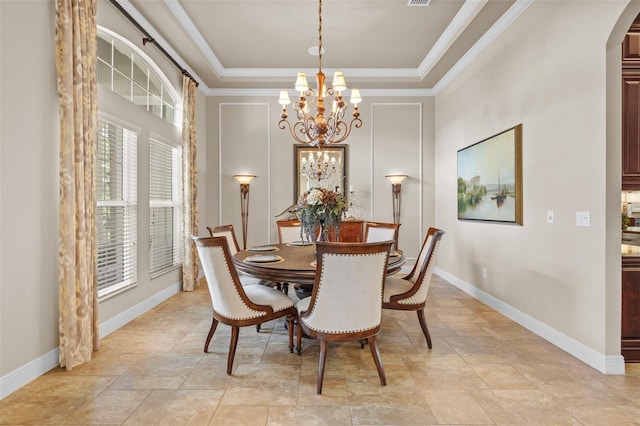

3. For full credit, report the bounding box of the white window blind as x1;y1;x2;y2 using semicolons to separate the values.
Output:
149;138;182;275
96;118;138;297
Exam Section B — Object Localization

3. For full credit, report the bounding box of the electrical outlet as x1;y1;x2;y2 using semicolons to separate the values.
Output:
482;267;488;279
547;210;554;224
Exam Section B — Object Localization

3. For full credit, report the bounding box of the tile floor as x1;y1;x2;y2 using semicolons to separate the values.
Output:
1;275;639;425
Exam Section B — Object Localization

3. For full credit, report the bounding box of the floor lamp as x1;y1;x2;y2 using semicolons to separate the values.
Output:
233;174;256;250
385;174;408;225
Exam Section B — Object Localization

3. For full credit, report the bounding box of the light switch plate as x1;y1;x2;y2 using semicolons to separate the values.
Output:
576;211;590;227
547;210;554;224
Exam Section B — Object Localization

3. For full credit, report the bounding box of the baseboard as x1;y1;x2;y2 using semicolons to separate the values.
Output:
99;281;182;338
434;267;626;375
0;281;182;399
0;348;59;400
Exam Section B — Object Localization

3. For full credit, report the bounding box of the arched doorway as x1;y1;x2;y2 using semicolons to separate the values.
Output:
606;2;640;371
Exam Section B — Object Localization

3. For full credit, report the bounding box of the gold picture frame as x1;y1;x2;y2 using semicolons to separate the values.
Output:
457;124;523;224
293;144;348;203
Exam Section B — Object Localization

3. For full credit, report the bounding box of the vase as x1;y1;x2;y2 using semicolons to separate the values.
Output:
317;218;328;242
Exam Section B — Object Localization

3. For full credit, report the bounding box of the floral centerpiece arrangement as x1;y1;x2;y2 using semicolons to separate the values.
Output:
296;187;348;243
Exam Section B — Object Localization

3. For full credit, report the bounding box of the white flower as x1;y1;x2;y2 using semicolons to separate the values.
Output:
306;188;324;205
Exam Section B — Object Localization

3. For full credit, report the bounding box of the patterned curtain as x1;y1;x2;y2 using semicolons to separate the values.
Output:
55;0;99;369
182;76;199;291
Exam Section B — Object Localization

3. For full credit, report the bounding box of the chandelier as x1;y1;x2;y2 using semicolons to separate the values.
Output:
301;151;337;181
278;0;362;150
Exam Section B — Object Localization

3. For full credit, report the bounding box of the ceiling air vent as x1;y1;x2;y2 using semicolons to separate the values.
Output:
407;0;431;6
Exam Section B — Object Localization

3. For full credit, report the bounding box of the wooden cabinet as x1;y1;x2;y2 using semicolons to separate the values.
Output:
325;220;363;242
622;14;640;363
623;15;640;189
337;220;364;242
283;219;364;243
622;256;640;362
623;73;640;188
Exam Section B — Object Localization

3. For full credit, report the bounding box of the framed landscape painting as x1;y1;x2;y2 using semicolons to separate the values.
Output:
457;124;523;224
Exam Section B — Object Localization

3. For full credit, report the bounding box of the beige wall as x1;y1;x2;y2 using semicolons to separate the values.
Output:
204;95;435;259
0;0;208;381
434;0;630;359
1;0;59;375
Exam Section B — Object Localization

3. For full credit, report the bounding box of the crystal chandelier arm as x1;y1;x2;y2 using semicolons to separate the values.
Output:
279;117;314;145
287;117;320;146
326;116;363;145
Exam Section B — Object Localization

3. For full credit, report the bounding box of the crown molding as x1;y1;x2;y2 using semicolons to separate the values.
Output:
163;0;224;78
418;0;488;77
205;88;434;97
115;0;210;91
433;0;535;95
116;0;535;96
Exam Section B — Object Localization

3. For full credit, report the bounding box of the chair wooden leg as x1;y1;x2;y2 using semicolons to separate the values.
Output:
367;335;386;386
317;339;328;394
286;315;294;353
227;326;240;375
256;324;261;332
296;319;302;355
417;308;433;349
204;317;218;353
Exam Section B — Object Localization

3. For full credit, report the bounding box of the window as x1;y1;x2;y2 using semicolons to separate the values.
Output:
149;139;182;275
97;28;178;125
96;26;183;300
96;118;138;297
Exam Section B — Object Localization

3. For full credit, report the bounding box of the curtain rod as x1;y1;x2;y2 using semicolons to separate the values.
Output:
108;0;199;87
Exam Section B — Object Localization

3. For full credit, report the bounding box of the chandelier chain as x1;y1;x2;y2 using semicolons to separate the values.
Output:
277;0;362;149
318;0;323;72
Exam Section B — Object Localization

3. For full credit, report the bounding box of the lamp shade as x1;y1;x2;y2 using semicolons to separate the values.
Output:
233;175;256;185
332;71;346;92
385;174;408;185
350;88;362;105
279;90;291;105
295;73;309;92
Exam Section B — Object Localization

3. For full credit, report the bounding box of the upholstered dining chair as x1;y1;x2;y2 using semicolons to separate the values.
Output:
383;227;444;349
193;236;297;375
364;221;401;251
296;241;393;394
274;220;303;295
207;224;270;287
276;219;303;244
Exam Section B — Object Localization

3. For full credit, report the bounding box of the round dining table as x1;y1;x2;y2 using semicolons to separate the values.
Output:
233;242;406;287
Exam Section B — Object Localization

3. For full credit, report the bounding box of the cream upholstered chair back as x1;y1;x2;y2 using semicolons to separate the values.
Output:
276;220;302;243
195;236;267;321
207;224;274;288
381;227;444;350
194;235;297;375
206;225;240;255
399;228;443;305
302;241;392;334
296;240;393;394
364;222;400;250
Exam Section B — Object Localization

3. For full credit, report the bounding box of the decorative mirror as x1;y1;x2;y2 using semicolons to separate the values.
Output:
293;144;348;202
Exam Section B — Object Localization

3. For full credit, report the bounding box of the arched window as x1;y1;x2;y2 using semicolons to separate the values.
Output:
97;27;180;126
96;27;183;299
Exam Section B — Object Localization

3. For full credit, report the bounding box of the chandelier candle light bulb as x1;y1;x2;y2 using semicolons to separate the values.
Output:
278;0;362;150
301;151;337;182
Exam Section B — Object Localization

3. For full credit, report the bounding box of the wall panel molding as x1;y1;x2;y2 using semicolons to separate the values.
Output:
218;103;271;246
371;102;423;259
